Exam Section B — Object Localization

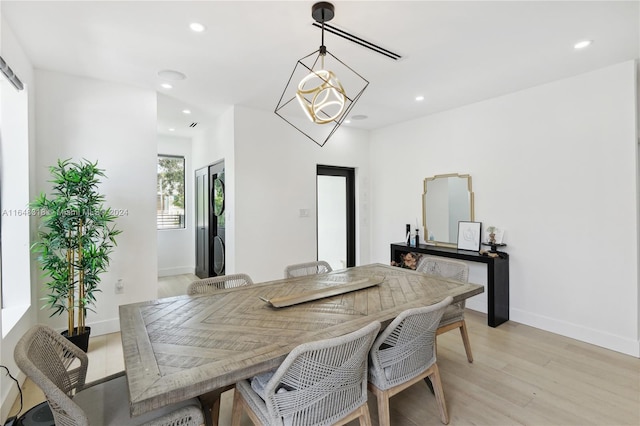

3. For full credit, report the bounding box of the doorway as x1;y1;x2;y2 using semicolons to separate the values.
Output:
317;165;355;270
195;160;225;278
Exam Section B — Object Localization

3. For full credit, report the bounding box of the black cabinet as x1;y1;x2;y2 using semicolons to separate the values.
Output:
390;243;509;327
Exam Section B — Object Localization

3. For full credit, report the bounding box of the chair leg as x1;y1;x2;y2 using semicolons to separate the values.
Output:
428;363;449;425
230;389;245;426
334;403;373;426
459;320;474;363
359;403;373;426
369;384;391;426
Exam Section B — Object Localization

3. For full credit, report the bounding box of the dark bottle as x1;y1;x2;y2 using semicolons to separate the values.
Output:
406;224;411;244
414;228;420;247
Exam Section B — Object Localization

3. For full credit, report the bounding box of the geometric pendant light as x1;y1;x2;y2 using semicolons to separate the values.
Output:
275;2;369;147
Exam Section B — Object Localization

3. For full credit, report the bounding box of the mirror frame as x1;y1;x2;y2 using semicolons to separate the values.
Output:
422;173;475;248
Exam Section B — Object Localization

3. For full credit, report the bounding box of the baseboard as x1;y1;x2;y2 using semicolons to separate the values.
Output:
158;266;195;277
510;308;639;357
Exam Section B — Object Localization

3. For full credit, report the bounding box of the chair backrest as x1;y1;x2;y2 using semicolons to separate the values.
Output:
14;325;90;426
369;296;452;389
284;261;333;278
187;273;254;295
261;321;380;426
416;256;469;283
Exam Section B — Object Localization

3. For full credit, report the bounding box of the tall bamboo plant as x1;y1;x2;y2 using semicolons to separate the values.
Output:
31;159;121;336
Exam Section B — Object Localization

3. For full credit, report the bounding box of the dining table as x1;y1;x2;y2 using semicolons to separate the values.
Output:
119;263;484;425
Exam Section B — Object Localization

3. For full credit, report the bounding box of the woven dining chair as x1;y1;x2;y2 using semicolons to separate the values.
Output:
284;260;332;278
416;256;474;363
231;321;381;426
14;324;204;426
368;296;453;426
187;273;254;295
186;272;254;425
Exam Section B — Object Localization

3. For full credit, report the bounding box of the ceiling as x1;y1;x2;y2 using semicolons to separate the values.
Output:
2;1;638;138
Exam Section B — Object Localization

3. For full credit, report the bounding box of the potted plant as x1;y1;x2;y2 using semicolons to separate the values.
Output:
31;159;121;351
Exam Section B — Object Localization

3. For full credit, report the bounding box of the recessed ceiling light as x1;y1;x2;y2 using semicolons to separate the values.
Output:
168;128;175;132
182;109;191;115
574;40;593;50
190;22;206;32
351;114;368;120
160;83;173;89
415;95;425;101
157;70;187;81
344;120;351;124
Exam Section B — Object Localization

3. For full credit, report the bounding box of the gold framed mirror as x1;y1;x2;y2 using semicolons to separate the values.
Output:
422;173;474;247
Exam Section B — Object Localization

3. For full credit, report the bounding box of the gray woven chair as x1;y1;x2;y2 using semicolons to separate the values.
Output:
416;256;474;363
186;273;253;425
187;273;254;295
368;296;453;426
14;324;204;426
284;260;332;278
231;321;381;426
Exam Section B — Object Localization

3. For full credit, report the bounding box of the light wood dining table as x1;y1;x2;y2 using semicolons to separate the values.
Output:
119;263;483;424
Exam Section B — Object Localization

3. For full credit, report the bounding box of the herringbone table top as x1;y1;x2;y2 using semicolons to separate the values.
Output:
119;263;483;416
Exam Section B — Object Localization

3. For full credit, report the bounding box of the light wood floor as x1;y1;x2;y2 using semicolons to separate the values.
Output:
11;274;640;426
158;273;199;298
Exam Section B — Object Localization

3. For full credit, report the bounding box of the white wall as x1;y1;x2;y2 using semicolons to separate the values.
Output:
0;16;38;423
192;107;234;172
34;70;158;336
370;61;639;356
233;105;371;283
157;135;194;276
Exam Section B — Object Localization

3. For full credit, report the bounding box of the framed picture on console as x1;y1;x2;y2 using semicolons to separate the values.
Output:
457;221;482;251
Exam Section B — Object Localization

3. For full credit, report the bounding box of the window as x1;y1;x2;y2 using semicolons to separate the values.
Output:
157;155;185;229
1;73;32;335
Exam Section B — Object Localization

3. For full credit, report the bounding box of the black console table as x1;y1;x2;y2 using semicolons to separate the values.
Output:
390;243;509;327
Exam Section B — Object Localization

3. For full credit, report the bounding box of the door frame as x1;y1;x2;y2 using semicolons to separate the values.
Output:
316;165;356;267
194;166;209;278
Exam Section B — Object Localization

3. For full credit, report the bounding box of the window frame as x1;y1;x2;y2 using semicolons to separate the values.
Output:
157;154;186;230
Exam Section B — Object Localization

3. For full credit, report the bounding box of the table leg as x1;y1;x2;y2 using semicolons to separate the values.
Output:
198;388;226;426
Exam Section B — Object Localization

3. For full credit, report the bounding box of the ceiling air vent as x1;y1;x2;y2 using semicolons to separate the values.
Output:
189;122;198;128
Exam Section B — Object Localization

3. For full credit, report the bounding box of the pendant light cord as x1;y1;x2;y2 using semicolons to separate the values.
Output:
320;14;327;69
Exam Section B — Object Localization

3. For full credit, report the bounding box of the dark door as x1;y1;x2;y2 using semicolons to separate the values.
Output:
195;160;226;278
209;161;225;276
317;165;355;269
